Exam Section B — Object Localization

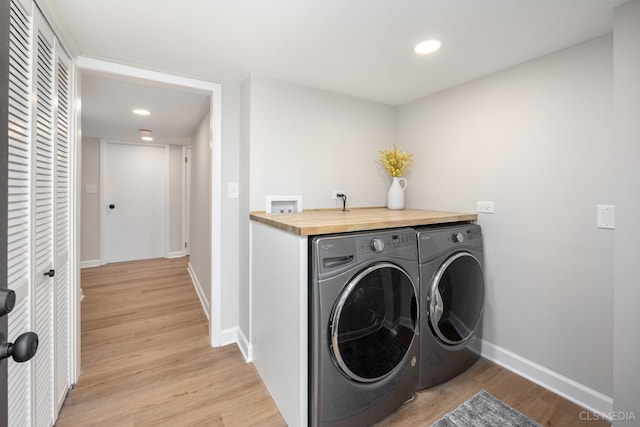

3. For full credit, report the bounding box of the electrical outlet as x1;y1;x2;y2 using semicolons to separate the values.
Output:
477;201;495;214
597;204;615;229
332;190;346;200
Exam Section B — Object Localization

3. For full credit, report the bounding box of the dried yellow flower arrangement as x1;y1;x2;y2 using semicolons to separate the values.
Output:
379;145;414;177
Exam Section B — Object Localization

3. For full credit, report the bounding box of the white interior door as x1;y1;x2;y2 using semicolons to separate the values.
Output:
103;142;167;263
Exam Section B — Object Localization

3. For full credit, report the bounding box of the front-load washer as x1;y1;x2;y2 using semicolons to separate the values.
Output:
416;223;484;390
310;228;419;427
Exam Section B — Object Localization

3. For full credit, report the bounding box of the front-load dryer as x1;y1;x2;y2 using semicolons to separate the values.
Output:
310;228;419;426
416;223;484;390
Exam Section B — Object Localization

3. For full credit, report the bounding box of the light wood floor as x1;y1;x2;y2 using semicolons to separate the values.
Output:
57;257;608;426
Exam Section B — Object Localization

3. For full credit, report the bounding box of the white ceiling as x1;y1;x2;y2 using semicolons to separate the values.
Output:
81;74;209;145
54;0;629;142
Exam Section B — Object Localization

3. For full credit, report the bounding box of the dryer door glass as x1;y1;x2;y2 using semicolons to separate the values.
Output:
428;252;484;345
330;262;417;383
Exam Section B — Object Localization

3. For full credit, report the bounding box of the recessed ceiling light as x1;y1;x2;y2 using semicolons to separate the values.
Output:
132;109;151;116
141;136;154;142
414;39;442;55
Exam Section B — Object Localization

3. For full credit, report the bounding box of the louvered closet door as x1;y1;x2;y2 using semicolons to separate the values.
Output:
7;1;73;425
53;48;71;414
32;9;56;427
7;0;33;425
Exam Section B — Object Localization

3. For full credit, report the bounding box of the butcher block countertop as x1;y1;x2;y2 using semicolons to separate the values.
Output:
250;207;477;236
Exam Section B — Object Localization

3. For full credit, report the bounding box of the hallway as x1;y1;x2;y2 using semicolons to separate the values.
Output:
56;257;284;426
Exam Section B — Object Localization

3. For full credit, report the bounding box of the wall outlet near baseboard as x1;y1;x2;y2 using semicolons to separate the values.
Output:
477;201;495;214
332;190;346;200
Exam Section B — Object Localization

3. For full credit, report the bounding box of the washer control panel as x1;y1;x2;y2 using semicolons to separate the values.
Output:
452;232;465;243
370;238;385;252
356;230;416;257
313;228;418;277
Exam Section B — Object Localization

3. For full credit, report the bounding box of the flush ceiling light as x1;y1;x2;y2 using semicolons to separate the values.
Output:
139;128;153;141
414;39;442;55
132;109;151;116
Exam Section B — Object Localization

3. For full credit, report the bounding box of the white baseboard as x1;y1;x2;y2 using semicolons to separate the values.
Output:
80;259;101;269
237;328;253;362
480;339;613;419
186;263;238;349
167;251;188;259
187;262;210;320
221;327;238;347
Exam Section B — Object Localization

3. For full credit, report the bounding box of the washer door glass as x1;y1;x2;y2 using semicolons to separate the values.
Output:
330;262;417;383
428;252;484;346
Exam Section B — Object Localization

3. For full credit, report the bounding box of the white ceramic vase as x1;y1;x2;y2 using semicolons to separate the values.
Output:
387;176;407;210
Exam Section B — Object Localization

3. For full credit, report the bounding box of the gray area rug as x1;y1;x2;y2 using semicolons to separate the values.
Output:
432;390;541;427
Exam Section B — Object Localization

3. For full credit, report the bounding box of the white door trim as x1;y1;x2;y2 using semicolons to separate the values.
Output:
182;146;191;255
71;55;82;386
99;140;169;264
164;144;171;258
76;56;223;347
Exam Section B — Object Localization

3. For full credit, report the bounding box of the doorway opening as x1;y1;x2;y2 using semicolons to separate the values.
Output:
75;56;223;348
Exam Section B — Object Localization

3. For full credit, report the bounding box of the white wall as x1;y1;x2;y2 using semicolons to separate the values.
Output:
248;75;397;212
189;113;212;305
613;1;640;422
397;35;614;401
80;137;100;263
239;76;397;346
239;78;252;347
186;84;241;337
221;83;240;333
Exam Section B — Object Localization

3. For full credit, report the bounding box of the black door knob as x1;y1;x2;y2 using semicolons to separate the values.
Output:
0;332;39;363
0;288;16;317
44;269;55;278
109;204;115;209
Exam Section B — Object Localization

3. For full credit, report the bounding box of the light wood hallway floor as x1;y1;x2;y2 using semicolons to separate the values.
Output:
56;257;608;426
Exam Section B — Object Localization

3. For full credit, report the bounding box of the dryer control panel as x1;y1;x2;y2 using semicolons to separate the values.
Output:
416;224;482;263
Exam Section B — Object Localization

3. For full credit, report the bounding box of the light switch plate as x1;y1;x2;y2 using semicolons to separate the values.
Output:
85;184;97;194
597;205;615;229
227;182;239;199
